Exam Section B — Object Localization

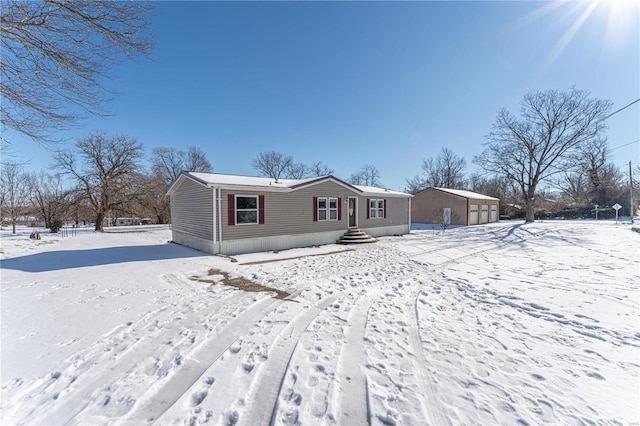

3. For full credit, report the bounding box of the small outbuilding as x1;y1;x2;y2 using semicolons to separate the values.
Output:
411;187;500;226
167;172;413;255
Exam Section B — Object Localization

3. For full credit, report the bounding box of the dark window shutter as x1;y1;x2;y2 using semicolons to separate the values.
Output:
259;195;265;224
228;194;235;226
384;199;387;218
338;198;342;220
313;197;318;221
366;198;370;219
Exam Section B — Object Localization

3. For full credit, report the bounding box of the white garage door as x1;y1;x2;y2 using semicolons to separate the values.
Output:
490;205;498;222
481;205;489;224
469;205;478;225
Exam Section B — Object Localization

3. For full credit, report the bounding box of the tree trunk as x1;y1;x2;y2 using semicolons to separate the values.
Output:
12;221;17;234
524;187;537;223
95;211;105;232
524;201;535;223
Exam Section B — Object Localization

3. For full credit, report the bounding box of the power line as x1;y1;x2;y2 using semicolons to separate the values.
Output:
610;139;640;151
605;98;640;120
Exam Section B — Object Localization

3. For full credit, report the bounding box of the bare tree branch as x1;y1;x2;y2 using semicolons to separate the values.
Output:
252;151;293;181
405;147;466;193
349;164;382;187
1;0;155;144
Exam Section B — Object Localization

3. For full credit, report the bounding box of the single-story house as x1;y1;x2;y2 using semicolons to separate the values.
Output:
411;187;500;226
115;217;139;226
167;172;413;255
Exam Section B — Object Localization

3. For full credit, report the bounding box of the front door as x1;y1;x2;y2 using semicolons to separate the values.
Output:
348;197;357;227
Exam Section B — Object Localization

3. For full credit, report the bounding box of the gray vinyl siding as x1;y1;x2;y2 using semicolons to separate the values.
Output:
170;178;213;240
359;196;409;229
221;182;410;241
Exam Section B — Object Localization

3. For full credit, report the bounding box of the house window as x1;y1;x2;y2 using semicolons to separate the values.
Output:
329;198;338;220
236;195;258;225
369;199;386;219
316;197;339;221
318;198;327;221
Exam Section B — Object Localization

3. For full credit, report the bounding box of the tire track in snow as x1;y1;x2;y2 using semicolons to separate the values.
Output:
33;274;259;425
125;294;286;424
242;296;337;426
405;283;448;425
335;291;380;425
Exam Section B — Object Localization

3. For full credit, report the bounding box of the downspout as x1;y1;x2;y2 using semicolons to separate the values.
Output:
408;197;412;233
467;198;470;225
218;187;223;252
212;187;217;253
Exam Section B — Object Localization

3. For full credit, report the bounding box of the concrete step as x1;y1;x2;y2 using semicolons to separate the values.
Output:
336;228;377;244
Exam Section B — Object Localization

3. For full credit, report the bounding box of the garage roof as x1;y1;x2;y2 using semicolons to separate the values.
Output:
430;187;499;201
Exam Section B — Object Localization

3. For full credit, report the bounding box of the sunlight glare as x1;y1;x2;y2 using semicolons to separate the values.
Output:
543;1;599;73
507;0;639;74
597;0;640;48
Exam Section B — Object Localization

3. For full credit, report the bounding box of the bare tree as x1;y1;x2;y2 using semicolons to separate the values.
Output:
252;151;293;181
0;161;30;233
184;146;213;174
137;173;171;224
467;173;520;216
25;171;71;231
309;161;334;177
558;168;589;205
475;88;611;222
152;146;213;187
151;147;184;187
349;164;382;187
576;139;624;206
405;174;427;195
1;1;154;144
557;139;624;208
406;148;466;193
286;162;309;179
55;132;145;231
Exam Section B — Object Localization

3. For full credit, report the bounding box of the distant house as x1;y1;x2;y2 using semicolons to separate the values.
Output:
115;218;138;226
412;187;500;226
167;172;413;255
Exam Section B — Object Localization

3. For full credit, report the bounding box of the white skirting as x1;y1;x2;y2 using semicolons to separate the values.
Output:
172;224;410;256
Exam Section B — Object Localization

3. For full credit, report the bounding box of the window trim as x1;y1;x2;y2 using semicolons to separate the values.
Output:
368;198;386;219
315;196;340;222
227;193;265;226
235;194;259;225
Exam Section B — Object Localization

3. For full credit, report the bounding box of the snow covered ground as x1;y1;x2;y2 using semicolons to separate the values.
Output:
1;221;638;425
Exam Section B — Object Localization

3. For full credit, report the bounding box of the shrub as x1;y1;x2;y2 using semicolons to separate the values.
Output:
49;219;63;233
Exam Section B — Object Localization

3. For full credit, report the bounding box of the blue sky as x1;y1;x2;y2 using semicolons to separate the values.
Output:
4;0;639;191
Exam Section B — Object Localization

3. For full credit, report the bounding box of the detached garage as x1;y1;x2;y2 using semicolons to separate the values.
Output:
411;187;500;226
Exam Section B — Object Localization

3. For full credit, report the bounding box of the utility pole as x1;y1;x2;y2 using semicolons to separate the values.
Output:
631;161;635;224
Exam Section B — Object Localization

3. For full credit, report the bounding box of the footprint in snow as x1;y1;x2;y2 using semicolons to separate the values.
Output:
191;390;208;406
585;371;606;380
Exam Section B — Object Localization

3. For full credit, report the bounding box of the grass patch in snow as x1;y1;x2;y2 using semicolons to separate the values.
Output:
191;268;290;300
